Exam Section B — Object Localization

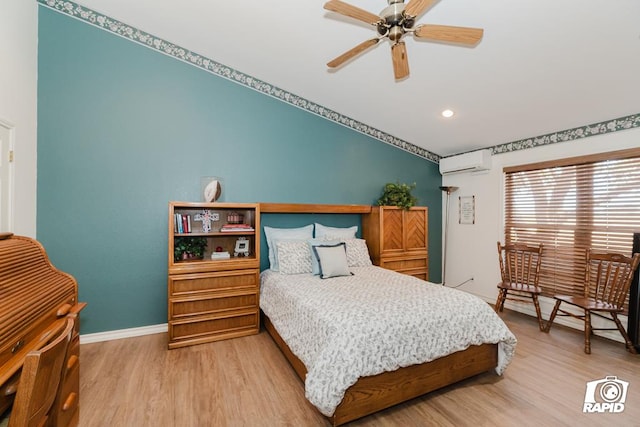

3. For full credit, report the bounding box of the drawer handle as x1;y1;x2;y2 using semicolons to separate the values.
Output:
57;303;72;316
11;339;25;354
66;355;79;370
62;392;77;411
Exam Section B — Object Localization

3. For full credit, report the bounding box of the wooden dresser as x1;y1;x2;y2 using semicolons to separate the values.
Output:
168;202;260;349
0;233;86;426
362;206;429;280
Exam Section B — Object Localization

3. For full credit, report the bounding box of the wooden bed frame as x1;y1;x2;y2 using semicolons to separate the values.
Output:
259;203;500;425
263;313;497;426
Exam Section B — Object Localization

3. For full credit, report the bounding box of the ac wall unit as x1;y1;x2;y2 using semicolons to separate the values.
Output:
439;149;492;175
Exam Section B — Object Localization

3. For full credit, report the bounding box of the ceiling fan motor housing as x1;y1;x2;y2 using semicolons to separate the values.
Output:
381;2;405;25
380;1;414;42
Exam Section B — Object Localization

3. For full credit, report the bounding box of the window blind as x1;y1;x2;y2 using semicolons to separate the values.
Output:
504;148;640;311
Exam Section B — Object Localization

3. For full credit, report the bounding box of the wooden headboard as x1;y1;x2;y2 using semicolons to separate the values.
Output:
260;203;371;214
258;203;372;271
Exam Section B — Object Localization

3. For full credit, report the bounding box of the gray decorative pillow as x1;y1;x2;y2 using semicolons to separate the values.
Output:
312;243;352;279
276;240;313;274
344;238;373;267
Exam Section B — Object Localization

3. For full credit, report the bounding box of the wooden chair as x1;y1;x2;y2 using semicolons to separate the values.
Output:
7;318;74;427
545;250;640;354
495;242;545;331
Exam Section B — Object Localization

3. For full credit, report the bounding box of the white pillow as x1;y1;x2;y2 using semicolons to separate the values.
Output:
314;223;357;240
344;238;373;267
276;240;313;275
312;243;352;279
264;225;314;271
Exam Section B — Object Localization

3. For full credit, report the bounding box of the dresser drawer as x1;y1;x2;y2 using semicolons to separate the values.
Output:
169;311;259;347
169;269;258;296
402;269;429;281
380;256;427;271
170;291;258;319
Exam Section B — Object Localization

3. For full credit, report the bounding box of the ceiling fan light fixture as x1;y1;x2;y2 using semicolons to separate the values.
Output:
441;109;455;118
389;26;405;42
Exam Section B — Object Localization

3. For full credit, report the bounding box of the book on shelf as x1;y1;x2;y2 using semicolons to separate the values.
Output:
220;223;254;232
182;215;190;234
174;213;193;234
174;213;183;233
211;251;231;260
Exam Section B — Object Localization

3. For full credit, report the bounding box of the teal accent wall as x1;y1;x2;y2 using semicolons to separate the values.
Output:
37;8;442;334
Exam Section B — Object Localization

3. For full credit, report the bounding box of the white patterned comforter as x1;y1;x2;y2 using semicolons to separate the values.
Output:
260;266;517;417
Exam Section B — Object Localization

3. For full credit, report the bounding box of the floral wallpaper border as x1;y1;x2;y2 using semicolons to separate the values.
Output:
38;0;640;164
488;113;640;157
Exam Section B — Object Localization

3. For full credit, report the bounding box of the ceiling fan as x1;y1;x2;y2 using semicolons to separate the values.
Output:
324;0;484;80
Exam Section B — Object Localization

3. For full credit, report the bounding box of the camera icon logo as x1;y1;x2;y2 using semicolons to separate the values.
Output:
583;376;629;413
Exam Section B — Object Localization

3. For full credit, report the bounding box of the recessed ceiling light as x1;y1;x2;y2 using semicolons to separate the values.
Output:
441;109;454;118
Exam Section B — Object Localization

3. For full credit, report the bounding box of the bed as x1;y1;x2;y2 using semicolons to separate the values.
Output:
257;204;517;425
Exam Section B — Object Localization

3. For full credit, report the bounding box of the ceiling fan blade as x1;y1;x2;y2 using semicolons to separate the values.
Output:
327;38;380;68
415;24;484;45
391;42;409;80
323;0;381;25
404;0;437;18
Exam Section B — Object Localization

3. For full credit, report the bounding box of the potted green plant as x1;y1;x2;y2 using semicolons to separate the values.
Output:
377;182;418;210
174;237;208;261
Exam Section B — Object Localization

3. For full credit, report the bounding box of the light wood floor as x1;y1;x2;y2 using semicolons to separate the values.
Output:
79;310;640;426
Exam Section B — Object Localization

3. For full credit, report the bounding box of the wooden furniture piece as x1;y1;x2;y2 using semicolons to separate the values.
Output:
168;202;260;349
263;313;497;426
7;318;73;427
0;233;86;427
260;203;371;214
362;206;428;280
258;203;499;426
495;241;545;331
545;249;640;354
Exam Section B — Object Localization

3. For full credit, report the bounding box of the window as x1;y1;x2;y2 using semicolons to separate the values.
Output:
504;148;640;311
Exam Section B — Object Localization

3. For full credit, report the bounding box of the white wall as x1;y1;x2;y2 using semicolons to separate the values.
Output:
442;128;640;340
0;0;38;237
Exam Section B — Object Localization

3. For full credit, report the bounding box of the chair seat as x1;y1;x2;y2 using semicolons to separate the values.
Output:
497;281;541;294
553;295;621;312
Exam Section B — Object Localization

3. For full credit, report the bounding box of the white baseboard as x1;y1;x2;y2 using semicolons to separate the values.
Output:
80;323;168;344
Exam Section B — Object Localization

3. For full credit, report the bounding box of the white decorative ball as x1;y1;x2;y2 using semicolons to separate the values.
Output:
204;180;222;202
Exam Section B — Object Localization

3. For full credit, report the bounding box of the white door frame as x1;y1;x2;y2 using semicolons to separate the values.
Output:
0;119;15;233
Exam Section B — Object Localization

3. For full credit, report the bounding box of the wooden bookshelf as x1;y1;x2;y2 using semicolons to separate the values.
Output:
167;202;260;349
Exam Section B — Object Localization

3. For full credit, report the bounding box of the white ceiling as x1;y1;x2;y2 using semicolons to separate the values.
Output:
75;0;640;157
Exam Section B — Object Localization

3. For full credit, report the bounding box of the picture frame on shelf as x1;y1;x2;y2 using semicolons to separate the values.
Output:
234;237;250;257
